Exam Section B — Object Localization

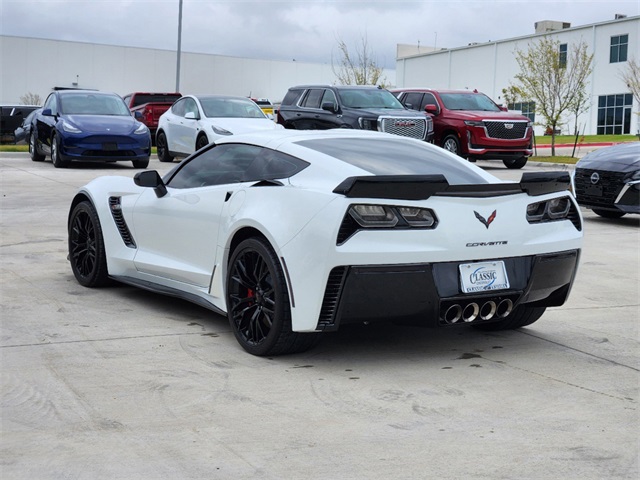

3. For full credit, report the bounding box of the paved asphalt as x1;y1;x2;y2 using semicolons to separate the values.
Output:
1;152;638;479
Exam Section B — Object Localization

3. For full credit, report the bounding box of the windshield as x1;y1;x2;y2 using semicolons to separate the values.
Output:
59;94;131;116
440;93;500;112
200;97;266;118
337;89;405;109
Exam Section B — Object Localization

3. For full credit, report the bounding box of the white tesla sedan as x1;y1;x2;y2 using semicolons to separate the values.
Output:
155;94;282;162
68;130;583;356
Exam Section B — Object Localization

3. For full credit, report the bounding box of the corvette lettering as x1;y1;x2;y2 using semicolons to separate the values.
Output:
466;241;508;247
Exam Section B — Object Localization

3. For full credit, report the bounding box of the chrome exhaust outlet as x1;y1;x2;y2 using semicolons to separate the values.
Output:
443;304;463;324
462;303;479;323
496;299;513;318
480;301;497;321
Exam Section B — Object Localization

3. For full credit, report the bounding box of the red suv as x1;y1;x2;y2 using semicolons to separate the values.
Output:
392;88;533;169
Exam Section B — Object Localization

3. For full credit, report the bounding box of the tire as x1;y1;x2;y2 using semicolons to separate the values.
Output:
132;157;150;169
226;237;320;356
591;208;625;219
196;134;209;151
29;131;45;162
472;305;546;331
156;131;174;163
503;156;528;169
51;134;69;168
442;134;461;156
68;201;111;288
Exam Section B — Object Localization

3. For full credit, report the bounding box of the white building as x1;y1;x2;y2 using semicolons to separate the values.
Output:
396;15;639;136
0;35;395;106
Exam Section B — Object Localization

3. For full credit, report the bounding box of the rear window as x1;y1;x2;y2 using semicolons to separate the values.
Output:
282;89;304;106
296;137;489;184
131;94;181;107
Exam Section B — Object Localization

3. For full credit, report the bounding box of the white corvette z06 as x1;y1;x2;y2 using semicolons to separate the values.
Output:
68;130;583;356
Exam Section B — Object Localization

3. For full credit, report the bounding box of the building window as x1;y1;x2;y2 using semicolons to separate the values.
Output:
559;43;567;68
597;94;633;134
508;101;536;123
610;34;628;63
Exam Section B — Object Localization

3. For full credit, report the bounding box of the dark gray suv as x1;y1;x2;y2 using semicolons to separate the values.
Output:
276;85;433;142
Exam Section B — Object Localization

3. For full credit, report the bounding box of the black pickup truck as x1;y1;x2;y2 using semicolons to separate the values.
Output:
276;85;433;142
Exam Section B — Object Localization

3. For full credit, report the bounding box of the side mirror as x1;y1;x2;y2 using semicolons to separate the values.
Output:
134;170;167;198
425;104;438;115
134;111;143;120
42;108;53;117
185;111;199;120
499;106;508;112
321;102;337;113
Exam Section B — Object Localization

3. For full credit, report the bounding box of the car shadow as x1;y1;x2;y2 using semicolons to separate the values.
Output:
115;283;548;365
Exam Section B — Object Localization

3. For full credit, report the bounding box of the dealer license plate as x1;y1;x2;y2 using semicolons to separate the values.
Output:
103;142;118;151
585;184;603;197
459;261;510;293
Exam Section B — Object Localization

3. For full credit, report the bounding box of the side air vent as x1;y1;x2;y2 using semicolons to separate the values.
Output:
317;266;348;330
109;196;136;248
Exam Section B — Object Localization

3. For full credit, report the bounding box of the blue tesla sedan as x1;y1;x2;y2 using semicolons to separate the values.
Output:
30;89;151;168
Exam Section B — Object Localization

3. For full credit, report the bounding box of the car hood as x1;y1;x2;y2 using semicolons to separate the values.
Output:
576;142;640;173
204;118;282;134
445;110;531;122
63;115;141;134
345;107;424;118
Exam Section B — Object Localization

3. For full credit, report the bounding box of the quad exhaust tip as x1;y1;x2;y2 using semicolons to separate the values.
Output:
441;298;514;324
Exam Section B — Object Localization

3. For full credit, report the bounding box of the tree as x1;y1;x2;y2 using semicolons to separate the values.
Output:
619;57;640;119
20;92;43;106
511;37;593;155
332;35;386;86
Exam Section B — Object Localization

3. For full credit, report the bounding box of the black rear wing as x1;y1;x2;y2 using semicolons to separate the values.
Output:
332;172;571;200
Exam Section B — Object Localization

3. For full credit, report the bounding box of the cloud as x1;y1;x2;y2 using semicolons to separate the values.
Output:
2;0;638;69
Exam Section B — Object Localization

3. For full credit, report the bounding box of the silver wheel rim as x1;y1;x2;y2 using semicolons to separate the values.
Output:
444;138;458;153
52;138;57;161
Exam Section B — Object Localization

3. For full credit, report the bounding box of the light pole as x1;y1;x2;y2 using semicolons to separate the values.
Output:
175;0;183;92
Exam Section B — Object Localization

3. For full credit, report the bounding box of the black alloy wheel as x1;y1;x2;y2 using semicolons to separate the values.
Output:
30;131;45;161
226;237;319;356
196;135;209;151
68;201;110;287
156;132;174;163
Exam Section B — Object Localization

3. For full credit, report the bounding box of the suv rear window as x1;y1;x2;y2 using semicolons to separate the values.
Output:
282;89;304;106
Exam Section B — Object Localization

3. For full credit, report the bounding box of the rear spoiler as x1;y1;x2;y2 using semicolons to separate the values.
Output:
332;172;571;200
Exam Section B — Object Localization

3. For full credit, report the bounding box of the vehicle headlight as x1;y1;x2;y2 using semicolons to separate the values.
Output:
625;169;640;182
134;122;148;135
212;125;232;135
62;121;81;133
358;118;377;131
464;120;484;127
527;195;580;230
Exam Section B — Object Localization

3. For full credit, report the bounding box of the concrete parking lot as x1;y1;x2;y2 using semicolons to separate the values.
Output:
1;152;638;480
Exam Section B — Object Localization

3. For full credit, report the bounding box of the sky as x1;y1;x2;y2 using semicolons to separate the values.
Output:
2;0;638;69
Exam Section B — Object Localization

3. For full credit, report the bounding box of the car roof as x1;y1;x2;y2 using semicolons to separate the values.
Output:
56;89;118;97
392;88;484;95
289;85;386;90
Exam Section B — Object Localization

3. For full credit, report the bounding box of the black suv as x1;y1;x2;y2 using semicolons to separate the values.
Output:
277;85;433;142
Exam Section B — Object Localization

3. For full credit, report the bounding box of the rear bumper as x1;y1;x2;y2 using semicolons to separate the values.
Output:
316;249;580;331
